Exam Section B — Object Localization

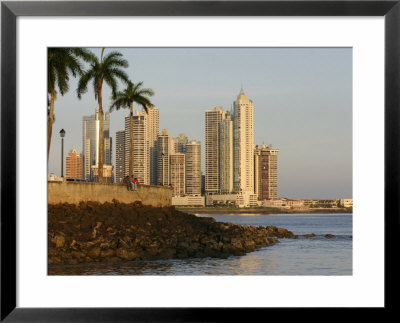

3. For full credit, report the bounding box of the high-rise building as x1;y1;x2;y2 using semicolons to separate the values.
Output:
91;164;113;183
157;129;173;186
205;106;229;194
185;140;201;195
169;153;185;196
65;149;82;180
82;110;112;181
174;133;188;153
219;114;233;194
233;88;254;194
124;111;149;185
146;106;159;185
115;130;125;183
254;145;279;200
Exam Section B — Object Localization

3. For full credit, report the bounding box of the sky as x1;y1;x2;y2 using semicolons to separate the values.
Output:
48;47;352;199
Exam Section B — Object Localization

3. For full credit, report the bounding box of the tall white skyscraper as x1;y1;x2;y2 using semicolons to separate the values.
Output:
205;106;229;194
185;140;201;195
124;111;149;185
233;88;254;194
82;110;112;181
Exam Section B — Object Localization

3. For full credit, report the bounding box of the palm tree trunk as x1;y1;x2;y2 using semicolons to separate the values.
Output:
47;91;56;161
129;102;134;177
97;84;104;183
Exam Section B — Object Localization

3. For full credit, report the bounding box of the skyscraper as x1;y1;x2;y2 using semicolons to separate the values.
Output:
124;111;149;185
173;133;188;153
146;106;160;185
82;110;112;181
185;140;201;195
254;145;279;200
205;106;229;194
169;153;185;196
115;130;125;183
65;149;82;180
157;129;173;186
233;88;254;194
219;114;233;194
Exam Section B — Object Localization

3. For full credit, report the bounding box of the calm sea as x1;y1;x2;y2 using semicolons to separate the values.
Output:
48;213;352;276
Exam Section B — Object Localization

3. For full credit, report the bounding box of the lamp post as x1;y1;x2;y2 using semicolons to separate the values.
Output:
60;129;66;177
161;152;165;186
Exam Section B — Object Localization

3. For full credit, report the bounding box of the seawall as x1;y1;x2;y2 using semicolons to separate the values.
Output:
48;181;172;207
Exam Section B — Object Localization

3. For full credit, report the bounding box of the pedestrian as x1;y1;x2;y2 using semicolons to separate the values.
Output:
132;177;140;191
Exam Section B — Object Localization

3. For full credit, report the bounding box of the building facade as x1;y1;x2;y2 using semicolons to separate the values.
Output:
82;110;112;181
233;88;254;194
146;106;159;185
219;114;233;194
254;144;279;200
205;106;229;194
157;129;173;186
185;140;202;195
173;133;188;153
65;149;82;180
169;153;186;196
115;130;125;183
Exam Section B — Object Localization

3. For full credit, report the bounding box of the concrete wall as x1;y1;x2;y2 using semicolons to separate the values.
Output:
48;181;172;206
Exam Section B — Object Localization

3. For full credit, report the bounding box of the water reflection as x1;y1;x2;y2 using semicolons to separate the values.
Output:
48;214;352;276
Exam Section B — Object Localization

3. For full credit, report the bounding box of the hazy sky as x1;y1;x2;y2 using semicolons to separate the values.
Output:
48;47;352;199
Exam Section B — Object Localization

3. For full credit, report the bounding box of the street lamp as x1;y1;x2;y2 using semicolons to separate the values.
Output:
60;129;66;177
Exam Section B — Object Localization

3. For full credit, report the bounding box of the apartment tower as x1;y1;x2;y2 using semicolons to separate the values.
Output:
185;140;202;195
169;153;186;196
233;88;254;194
157;129;173;186
82;110;112;181
124;111;149;185
65;149;82;180
254;145;279;199
219;114;233;194
115;130;125;183
205;106;229;194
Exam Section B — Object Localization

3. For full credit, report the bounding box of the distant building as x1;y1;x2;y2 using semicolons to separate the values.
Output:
115;130;125;183
125;111;149;185
185;140;202;195
157;129;173;186
172;195;205;207
169;153;185;196
254;144;279;200
339;199;353;208
91;164;113;183
146;106;160;185
233;88;254;194
219;114;233;194
82;110;112;181
65;149;82;180
205;106;229;194
173;133;188;154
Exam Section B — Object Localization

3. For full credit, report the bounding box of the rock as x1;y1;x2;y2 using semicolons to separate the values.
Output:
325;234;335;239
116;248;137;260
305;233;316;238
87;247;101;259
51;234;65;248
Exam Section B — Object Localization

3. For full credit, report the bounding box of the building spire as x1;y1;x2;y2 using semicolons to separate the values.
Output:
240;83;245;95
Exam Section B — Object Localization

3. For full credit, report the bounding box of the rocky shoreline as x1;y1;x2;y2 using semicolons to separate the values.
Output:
48;201;298;266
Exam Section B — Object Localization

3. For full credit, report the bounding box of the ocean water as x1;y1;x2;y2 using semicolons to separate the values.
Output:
48;213;352;276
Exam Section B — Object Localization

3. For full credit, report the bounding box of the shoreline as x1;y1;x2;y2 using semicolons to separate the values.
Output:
175;207;353;215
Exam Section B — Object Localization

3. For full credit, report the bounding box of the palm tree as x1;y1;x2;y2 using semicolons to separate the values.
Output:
110;81;155;178
47;48;91;160
77;48;129;182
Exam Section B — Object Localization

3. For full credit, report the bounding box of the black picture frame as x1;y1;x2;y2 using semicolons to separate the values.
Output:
1;0;399;321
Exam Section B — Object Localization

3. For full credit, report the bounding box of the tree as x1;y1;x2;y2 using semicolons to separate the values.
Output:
77;48;129;182
110;81;155;178
47;48;91;160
